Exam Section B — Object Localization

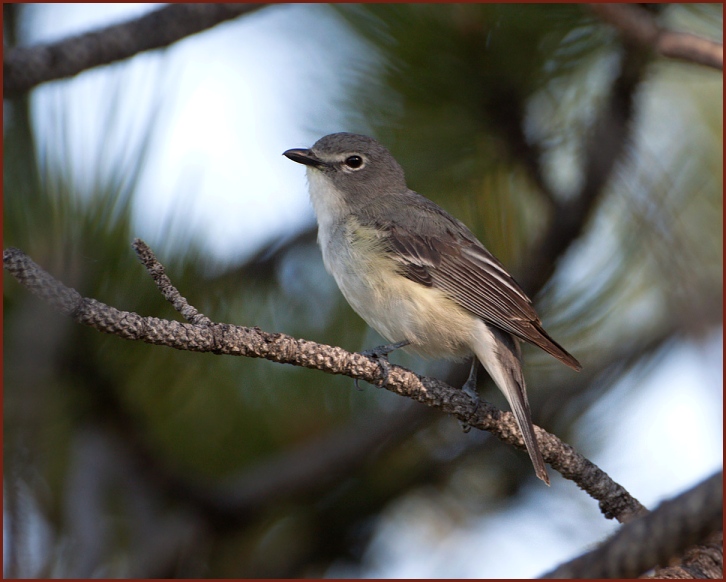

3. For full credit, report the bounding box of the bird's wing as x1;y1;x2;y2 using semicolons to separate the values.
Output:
383;223;582;371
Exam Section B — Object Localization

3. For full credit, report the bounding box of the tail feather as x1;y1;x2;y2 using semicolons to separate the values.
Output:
472;323;550;485
505;373;549;485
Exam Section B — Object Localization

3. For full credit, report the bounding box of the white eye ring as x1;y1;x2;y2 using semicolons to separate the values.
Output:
343;155;365;170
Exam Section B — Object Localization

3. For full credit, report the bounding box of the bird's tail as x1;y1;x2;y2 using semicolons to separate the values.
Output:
472;323;549;485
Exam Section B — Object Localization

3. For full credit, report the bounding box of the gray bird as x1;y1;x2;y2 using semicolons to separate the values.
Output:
284;132;581;484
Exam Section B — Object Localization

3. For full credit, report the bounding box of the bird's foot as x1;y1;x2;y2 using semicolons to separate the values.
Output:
459;360;481;433
355;340;410;390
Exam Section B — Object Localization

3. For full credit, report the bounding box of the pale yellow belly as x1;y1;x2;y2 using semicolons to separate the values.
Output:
322;221;477;360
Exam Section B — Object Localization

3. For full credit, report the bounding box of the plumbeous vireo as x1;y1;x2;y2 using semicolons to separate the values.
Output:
284;132;581;485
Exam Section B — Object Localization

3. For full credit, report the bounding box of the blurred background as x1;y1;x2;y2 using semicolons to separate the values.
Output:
3;3;722;578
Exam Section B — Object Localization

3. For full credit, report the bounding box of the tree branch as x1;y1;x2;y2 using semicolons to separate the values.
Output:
519;39;648;293
4;243;647;524
133;239;212;326
591;4;723;71
645;532;723;580
542;471;723;579
3;3;268;97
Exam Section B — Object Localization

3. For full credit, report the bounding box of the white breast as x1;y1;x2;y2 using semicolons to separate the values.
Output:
306;169;347;254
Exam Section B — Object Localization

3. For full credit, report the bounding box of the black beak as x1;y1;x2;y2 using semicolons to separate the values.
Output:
283;148;326;169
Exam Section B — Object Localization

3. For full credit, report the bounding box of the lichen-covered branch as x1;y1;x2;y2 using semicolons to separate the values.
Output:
3;244;647;523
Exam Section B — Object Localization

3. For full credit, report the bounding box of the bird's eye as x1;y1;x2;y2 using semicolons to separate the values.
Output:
344;155;364;169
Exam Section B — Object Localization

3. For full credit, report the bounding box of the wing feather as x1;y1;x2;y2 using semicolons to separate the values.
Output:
382;222;581;371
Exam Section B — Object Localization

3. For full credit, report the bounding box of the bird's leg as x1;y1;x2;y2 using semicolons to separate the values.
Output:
462;356;480;403
459;356;481;433
355;339;410;390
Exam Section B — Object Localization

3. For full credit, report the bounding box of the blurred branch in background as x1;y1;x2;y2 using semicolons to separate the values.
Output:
591;3;723;71
543;470;723;579
645;532;723;580
3;3;268;97
518;37;647;293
